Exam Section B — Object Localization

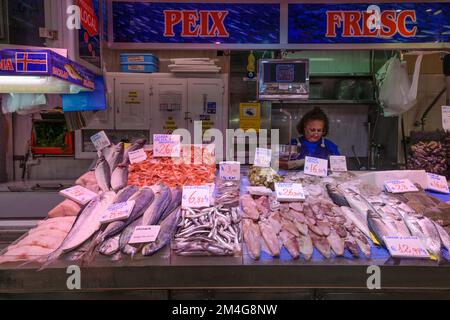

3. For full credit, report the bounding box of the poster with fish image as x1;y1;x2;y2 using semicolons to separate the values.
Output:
78;0;101;68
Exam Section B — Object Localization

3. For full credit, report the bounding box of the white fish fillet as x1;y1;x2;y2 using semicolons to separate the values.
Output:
0;246;54;264
48;199;81;218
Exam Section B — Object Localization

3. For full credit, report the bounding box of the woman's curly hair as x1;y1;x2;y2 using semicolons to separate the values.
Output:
297;107;330;137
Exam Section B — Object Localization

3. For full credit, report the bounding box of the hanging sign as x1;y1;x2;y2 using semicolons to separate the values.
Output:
288;3;450;44
78;0;101;68
112;2;280;44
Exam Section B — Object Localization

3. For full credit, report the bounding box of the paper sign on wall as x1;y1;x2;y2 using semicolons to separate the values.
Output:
240;103;261;132
442;106;450;131
304;156;328;177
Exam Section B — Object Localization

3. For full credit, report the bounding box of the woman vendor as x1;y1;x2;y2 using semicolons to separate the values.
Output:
290;107;340;160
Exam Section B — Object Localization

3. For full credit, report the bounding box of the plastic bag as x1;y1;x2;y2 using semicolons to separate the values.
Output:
376;55;423;116
1;93;47;115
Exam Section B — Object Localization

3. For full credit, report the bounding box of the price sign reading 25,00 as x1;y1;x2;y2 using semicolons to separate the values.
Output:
182;185;211;208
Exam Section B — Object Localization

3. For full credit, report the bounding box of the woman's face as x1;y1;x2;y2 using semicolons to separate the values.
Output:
304;120;325;143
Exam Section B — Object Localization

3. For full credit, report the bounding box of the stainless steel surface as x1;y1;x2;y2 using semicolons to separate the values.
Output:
0;192;64;219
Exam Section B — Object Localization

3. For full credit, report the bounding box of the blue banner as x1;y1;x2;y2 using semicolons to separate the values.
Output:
112;2;280;44
78;0;101;68
0;49;96;91
289;3;450;44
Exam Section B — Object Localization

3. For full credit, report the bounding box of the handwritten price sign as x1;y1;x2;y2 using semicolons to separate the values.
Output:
59;185;98;205
426;173;449;194
384;179;419;193
100;200;136;224
384;236;430;259
128;149;147;164
254;148;272;168
275;183;305;201
304;156;328;177
129;226;161;244
90;131;111;151
330;156;348;172
219;161;240;181
153;134;181;158
182;185;211;208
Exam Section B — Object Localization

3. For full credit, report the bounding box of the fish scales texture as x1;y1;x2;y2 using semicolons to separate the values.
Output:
95;156;112;192
142;207;181;256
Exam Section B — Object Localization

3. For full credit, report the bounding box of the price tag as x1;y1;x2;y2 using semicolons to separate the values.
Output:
330;155;348;172
90;131;111;151
304;156;328;177
384;179;419;193
254;148;272;168
384;236;430;259
128;226;161;244
182;185;211;208
426;173;449;194
153;134;181;157
59;185;98;206
275;183;305;201
100;200;136;224
219;161;240;180
442;106;450;131
128;149;148;164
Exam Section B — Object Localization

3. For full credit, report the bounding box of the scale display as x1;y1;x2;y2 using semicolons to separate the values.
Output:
258;59;309;100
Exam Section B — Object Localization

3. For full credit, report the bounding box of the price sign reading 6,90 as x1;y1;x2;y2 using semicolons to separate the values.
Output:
182;185;211;208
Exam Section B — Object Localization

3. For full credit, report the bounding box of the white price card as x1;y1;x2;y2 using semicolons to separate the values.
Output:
219;161;240;180
128;149;148;164
426;173;449;194
100;200;136;224
304;156;328;177
384;179;419;193
384;236;430;259
153;134;181;157
129;226;161;244
59;185;98;206
182;185;211;208
275;183;305;201
330;156;348;172
254;148;272;168
442;106;450;131
90;131;111;151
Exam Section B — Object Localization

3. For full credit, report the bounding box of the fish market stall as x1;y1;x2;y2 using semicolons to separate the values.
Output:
1;149;450;299
1;0;450;301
